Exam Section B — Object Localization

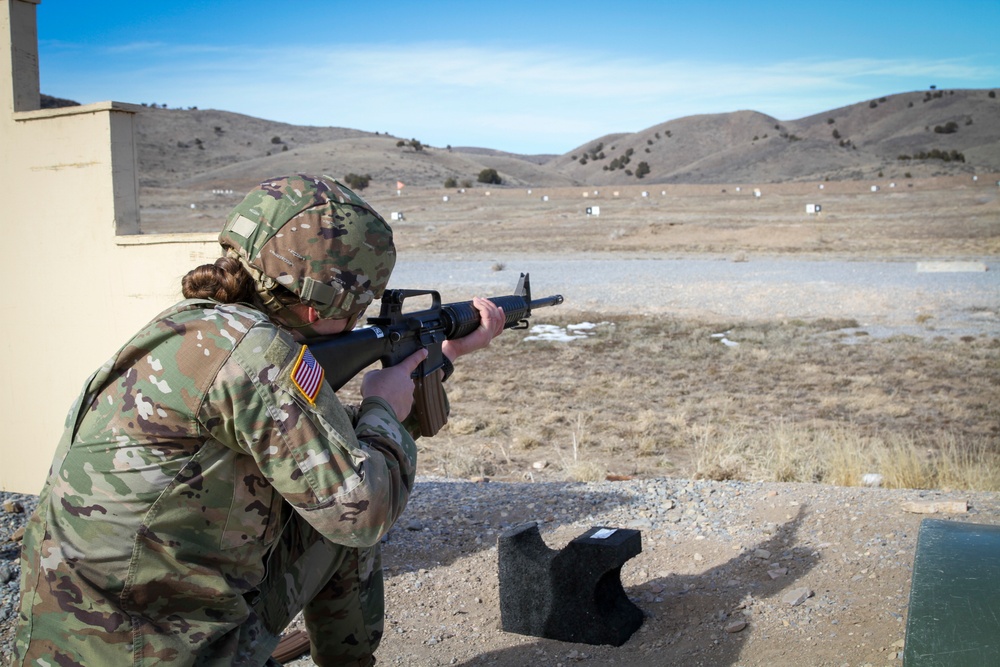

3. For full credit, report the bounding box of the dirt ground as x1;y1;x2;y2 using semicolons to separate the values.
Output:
139;174;1000;259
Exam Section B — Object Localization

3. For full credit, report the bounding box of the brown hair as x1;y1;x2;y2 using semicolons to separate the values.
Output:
181;256;257;304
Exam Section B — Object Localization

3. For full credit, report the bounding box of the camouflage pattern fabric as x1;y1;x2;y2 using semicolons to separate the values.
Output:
14;299;417;666
219;174;396;322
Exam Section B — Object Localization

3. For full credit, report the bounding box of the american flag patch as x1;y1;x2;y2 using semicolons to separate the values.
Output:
290;346;324;403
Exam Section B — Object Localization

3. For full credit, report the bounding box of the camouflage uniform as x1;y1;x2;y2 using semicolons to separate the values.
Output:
15;176;415;666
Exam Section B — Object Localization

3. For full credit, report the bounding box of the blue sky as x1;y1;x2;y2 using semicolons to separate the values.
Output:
35;0;999;155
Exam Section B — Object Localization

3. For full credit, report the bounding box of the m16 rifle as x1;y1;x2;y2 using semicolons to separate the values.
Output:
307;273;563;436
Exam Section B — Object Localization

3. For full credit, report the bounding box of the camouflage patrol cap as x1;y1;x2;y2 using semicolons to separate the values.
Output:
219;174;395;321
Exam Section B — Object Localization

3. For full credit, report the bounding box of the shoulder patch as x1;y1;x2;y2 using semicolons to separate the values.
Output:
290;346;325;404
265;335;292;367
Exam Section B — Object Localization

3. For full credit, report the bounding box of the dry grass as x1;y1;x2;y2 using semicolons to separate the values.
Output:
694;423;999;491
345;315;1000;491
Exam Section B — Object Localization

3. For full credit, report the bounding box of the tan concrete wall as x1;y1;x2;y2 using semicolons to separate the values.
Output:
0;0;219;492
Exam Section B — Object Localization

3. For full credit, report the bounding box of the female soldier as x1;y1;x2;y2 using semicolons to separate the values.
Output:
15;174;503;666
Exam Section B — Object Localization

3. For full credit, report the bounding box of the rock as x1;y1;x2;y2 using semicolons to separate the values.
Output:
2;500;24;514
900;500;968;514
725;620;747;633
781;588;813;607
861;473;883;487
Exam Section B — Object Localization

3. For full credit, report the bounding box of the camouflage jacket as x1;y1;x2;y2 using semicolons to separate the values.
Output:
15;299;418;666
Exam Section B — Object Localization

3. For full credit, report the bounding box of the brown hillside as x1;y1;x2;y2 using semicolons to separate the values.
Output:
125;88;999;190
550;89;1000;185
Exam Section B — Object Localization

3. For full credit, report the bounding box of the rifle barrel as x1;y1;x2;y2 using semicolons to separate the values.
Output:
531;295;564;309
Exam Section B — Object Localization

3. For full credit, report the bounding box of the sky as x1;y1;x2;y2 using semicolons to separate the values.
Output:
34;0;1000;155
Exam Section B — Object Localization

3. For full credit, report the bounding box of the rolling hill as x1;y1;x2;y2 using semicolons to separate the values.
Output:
44;88;1000;188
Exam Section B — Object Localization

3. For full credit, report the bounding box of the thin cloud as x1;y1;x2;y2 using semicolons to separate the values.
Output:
104;41;168;54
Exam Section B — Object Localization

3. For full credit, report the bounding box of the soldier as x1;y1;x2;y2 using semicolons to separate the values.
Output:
14;174;504;666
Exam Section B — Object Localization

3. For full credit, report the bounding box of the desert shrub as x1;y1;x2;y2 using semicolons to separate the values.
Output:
989;91;996;98
477;168;501;185
443;177;457;188
900;149;965;163
586;142;606;161
635;161;651;179
270;136;282;144
832;129;841;139
343;173;372;191
396;140;405;147
933;121;959;134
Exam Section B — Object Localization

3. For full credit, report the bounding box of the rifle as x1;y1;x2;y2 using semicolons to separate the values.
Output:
307;273;563;436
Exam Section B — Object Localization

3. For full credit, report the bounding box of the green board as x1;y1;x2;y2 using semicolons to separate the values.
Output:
903;519;1000;666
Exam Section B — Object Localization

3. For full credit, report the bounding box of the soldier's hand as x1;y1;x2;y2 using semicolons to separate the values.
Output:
442;297;505;361
361;348;428;420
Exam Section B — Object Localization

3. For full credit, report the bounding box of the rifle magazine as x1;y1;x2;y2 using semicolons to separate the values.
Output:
414;372;449;437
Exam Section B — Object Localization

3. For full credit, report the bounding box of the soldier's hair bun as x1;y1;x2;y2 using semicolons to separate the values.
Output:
181;256;256;304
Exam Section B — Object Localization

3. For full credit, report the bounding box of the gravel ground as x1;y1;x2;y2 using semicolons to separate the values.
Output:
0;494;37;662
302;477;999;667
5;481;999;667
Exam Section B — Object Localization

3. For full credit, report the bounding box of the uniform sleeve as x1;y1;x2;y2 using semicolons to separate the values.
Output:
200;324;417;548
344;398;446;441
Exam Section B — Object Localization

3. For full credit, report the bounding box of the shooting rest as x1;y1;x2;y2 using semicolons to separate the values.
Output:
498;523;644;646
